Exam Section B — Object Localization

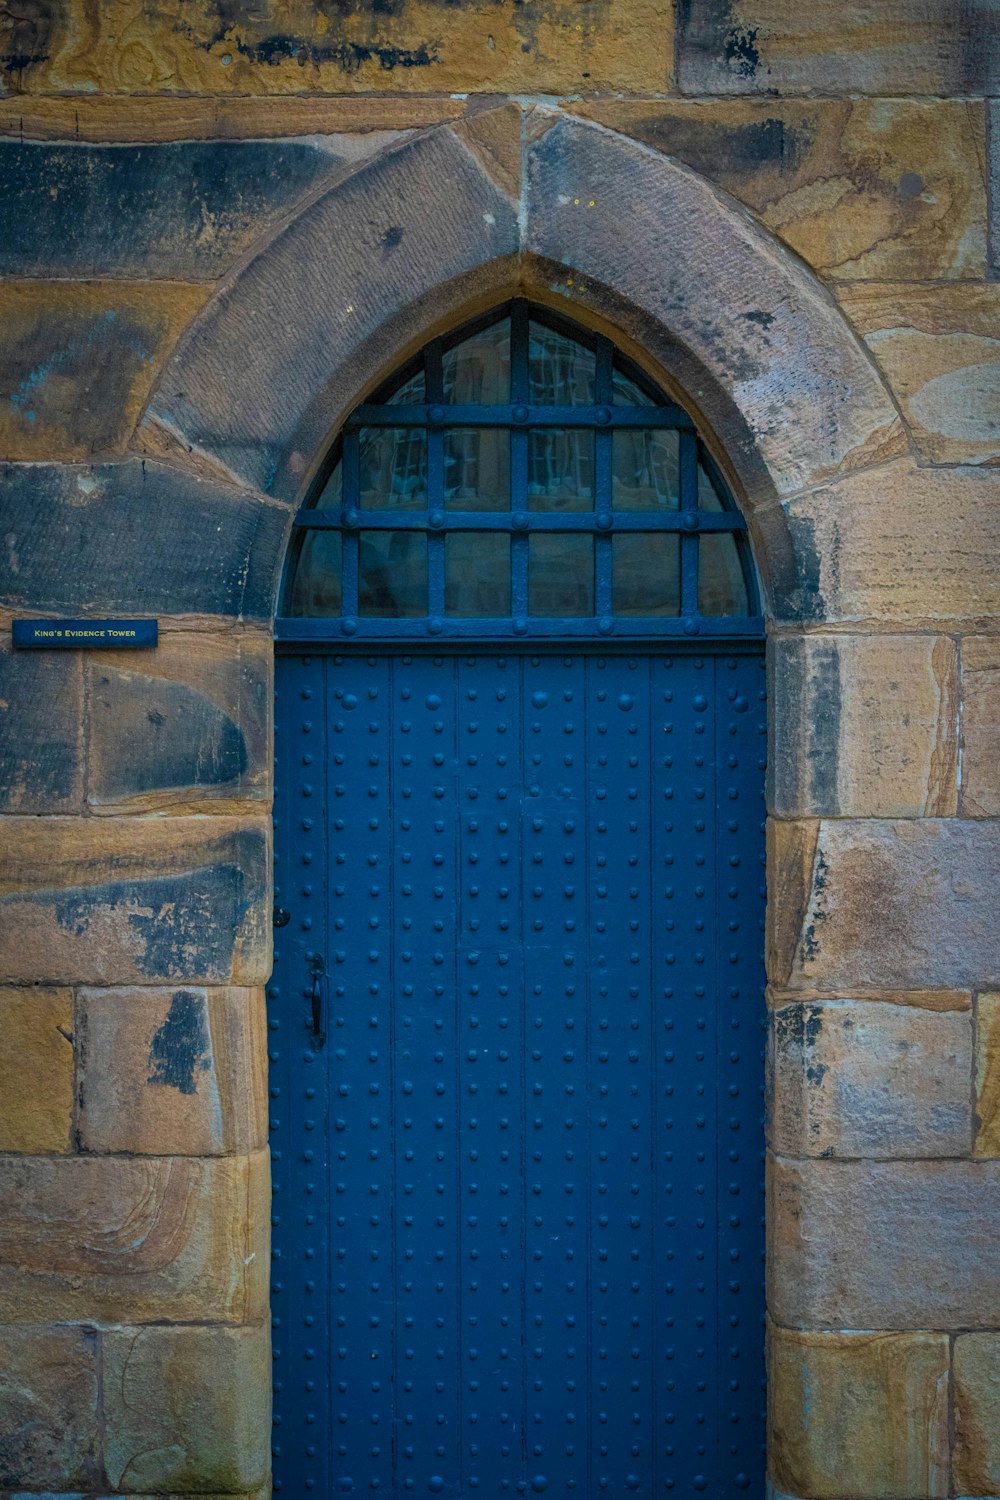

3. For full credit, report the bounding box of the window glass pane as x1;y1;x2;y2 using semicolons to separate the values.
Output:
445;429;510;511
309;460;342;511
613;534;680;617
445;534;510;617
528;430;594;511
386;367;426;404
612;366;657;406
612;429;679;511
528;321;595;404
698;534;750;617
359;428;426;510
697;455;726;512
529;535;593;617
287;531;342;616
359;532;426;617
443;318;511;403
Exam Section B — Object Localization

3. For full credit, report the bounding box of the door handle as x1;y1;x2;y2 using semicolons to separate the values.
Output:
309;953;326;1048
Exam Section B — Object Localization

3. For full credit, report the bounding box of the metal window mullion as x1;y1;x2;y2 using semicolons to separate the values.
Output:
511;302;530;621
426;340;446;621
342;428;360;617
594;336;613;619
679;430;699;619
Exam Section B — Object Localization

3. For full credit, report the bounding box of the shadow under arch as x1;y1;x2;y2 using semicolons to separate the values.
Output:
138;105;904;629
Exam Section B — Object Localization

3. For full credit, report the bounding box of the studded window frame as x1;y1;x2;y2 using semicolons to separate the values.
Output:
278;301;763;644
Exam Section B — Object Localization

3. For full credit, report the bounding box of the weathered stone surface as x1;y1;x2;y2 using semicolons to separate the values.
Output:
0;636;83;813
768;634;958;818
0;0;672;96
975;993;1000;1158
954;1334;1000;1496
525;115;904;506
768;985;973;1013
677;0;1000;96
769;1325;949;1500
0;461;286;620
0;817;269;986
769;1000;972;1158
769;1156;1000;1328
837;284;1000;465
574;98;987;282
0;1151;268;1323
0;1492;270;1499
0;987;74;1153
770;459;1000;625
991;100;1000;279
86;630;271;813
0;282;209;462
78;986;267;1155
961;636;1000;818
0;94;464;141
0;140;349;278
144;123;520;495
0;1325;100;1490
768;817;1000;993
102;1322;269;1494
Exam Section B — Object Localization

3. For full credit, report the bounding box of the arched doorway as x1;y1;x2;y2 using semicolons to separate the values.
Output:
270;300;767;1496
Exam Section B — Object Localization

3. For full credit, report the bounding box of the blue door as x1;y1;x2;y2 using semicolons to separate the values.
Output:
270;645;766;1498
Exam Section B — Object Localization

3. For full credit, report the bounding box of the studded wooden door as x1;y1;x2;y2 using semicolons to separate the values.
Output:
270;645;766;1499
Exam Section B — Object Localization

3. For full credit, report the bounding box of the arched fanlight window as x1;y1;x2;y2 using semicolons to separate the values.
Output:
279;301;761;641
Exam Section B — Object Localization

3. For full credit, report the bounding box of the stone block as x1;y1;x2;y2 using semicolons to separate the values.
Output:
772;458;1000;626
991;101;1000;279
86;630;271;814
144;123;520;495
0;95;462;142
0;1150;268;1324
769;1000;972;1159
676;0;1000;96
961;637;1000;819
0;139;347;278
574;98;987;282
954;1334;1000;1497
0;636;83;813
975;993;1000;1158
102;1322;269;1494
837;284;1000;465
78;986;267;1156
769;1325;949;1500
0;282;209;463
0;1325;100;1490
0;0;672;96
769;1156;1000;1329
768;817;1000;993
0;817;269;986
0;987;74;1154
0;460;286;621
768;634;958;818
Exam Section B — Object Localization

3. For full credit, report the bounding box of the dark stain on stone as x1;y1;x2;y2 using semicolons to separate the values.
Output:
381;225;404;252
806;640;841;814
148;989;211;1095
91;668;249;801
635;113;809;182
743;308;775;329
183;4;441;72
0;0;53;79
802;849;829;964
781;510;825;621
0;648;81;812
898;171;925;200
724;22;760;77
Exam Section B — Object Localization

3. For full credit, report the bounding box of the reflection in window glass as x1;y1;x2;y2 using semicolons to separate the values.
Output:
386;368;426;405
310;460;342;511
359;428;427;510
443;319;511;404
528;430;594;511
528;321;595;405
697;457;725;511
529;535;594;616
287;531;342;616
698;535;750;617
359;532;427;617
612;366;656;406
613;534;680;617
612;429;679;511
445;429;510;511
445;534;510;617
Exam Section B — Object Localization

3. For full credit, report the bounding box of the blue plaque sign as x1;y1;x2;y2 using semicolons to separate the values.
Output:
12;618;158;649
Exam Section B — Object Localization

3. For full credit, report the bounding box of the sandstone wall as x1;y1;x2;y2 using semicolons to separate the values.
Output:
0;2;998;1495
